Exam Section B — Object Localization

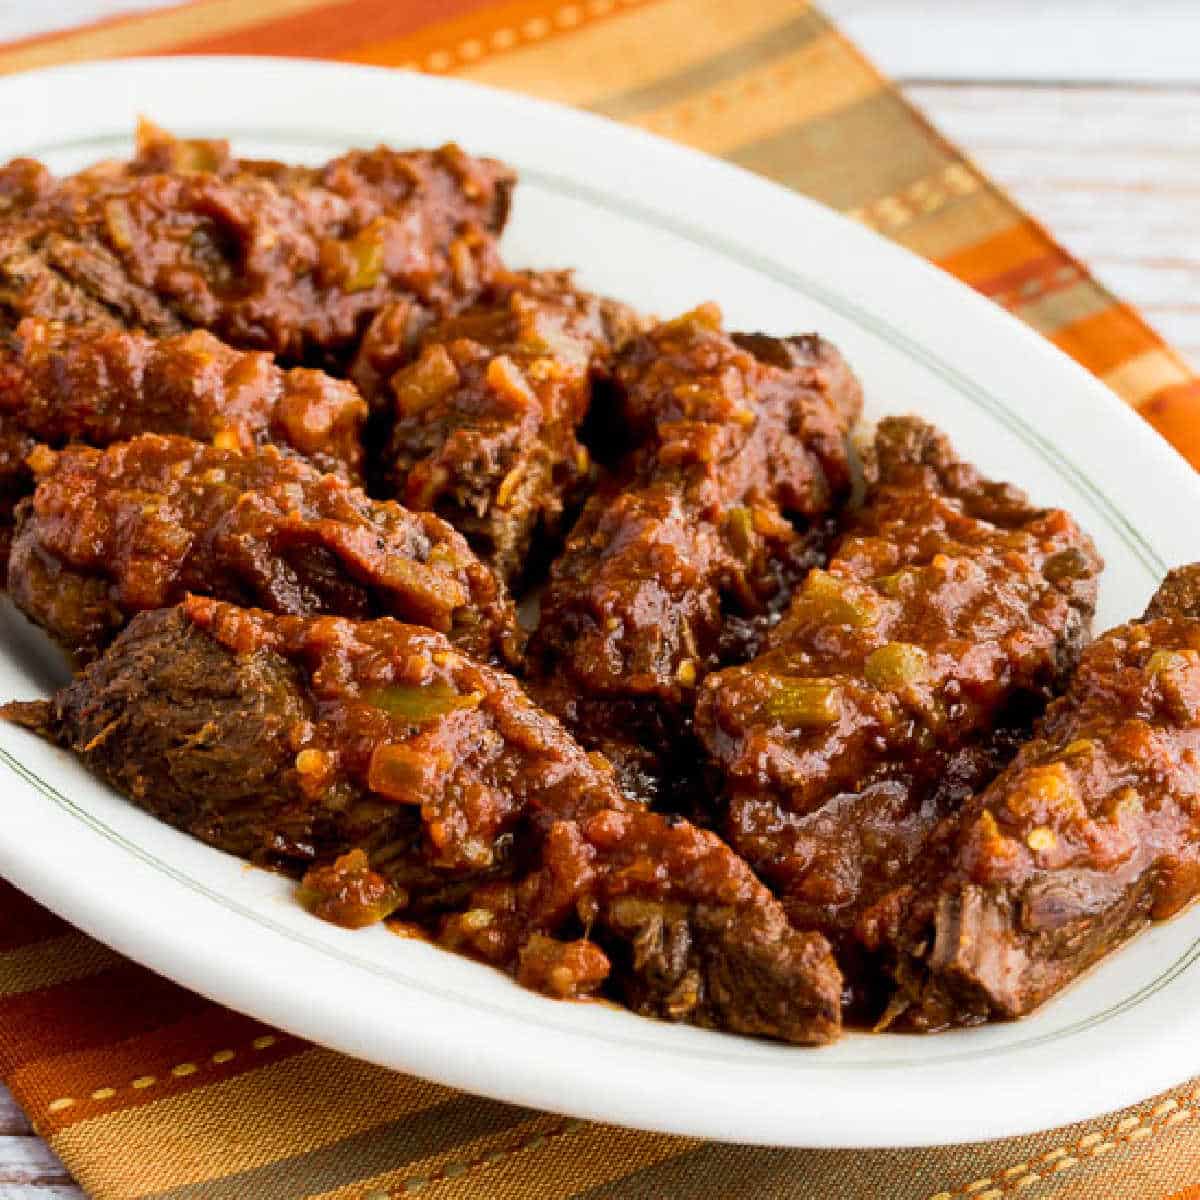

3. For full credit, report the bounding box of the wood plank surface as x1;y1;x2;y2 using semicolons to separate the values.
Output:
0;1089;30;1138
825;0;1200;84
908;82;1200;369
1;1088;80;1196
0;1131;77;1191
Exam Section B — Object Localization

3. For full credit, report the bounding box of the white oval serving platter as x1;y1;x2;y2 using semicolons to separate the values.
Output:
0;57;1197;1148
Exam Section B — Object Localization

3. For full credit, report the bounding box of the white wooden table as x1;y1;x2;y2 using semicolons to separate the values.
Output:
829;0;1200;370
2;3;1199;1195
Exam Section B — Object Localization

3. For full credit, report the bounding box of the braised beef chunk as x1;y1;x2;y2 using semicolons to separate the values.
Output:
0;319;369;576
375;269;647;583
10;598;841;1044
0;158;55;216
527;305;862;799
8;434;519;665
694;417;1102;1007
0;222;174;335
1143;564;1200;622
0;125;514;365
569;810;841;1041
124;120;238;177
863;565;1200;1029
729;331;864;429
0;319;367;480
16;602;617;879
3;607;315;861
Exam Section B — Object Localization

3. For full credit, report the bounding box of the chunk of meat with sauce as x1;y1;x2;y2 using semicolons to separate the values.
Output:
527;304;862;799
444;804;842;1042
695;416;1102;1010
5;599;841;1044
0;124;514;367
8;434;518;665
863;564;1200;1029
375;270;647;582
0;123;235;225
0;318;368;576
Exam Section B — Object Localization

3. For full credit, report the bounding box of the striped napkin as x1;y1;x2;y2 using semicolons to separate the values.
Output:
2;3;1199;1198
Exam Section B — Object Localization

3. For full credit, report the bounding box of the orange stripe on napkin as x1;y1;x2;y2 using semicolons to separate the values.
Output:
937;220;1052;286
341;0;662;76
10;1009;302;1134
1140;378;1200;465
163;0;493;59
0;0;331;74
1051;304;1172;382
0;962;216;1070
